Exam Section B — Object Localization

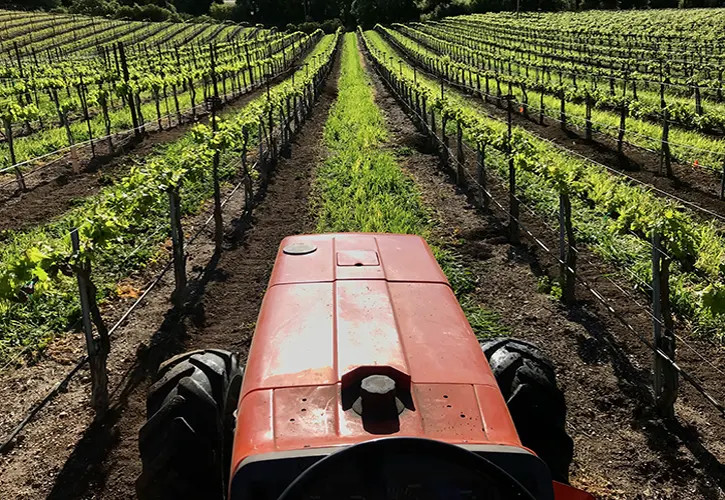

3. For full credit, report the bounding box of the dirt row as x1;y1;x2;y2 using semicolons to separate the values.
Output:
362;43;725;499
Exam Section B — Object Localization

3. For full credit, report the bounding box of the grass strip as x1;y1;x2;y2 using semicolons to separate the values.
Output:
312;32;507;340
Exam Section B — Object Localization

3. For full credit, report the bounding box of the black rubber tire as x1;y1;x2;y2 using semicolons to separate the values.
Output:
137;349;243;500
481;338;574;484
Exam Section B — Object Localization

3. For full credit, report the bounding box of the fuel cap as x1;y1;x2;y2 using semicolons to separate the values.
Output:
352;375;405;419
283;242;317;255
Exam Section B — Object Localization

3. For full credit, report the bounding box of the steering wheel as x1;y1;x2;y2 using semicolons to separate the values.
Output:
277;437;538;500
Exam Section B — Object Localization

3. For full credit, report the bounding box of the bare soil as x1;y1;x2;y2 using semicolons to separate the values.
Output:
0;51;340;500
365;46;725;499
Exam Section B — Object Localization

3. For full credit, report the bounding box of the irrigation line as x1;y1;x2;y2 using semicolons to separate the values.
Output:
365;44;725;417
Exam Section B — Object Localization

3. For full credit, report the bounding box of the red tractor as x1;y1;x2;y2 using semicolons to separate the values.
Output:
137;233;595;500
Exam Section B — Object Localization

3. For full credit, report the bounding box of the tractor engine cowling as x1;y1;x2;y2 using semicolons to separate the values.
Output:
229;233;558;499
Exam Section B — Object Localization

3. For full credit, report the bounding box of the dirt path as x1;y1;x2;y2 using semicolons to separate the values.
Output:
0;50;340;500
363;42;725;500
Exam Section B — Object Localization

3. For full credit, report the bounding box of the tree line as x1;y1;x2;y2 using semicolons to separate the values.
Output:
2;0;724;28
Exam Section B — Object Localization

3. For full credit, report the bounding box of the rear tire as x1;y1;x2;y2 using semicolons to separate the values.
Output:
481;338;573;483
137;349;243;500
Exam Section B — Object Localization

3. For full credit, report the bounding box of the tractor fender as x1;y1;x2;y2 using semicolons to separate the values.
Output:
553;481;597;500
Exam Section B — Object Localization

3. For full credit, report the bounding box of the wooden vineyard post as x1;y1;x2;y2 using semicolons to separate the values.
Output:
422;95;428;132
441;115;450;171
78;75;95;158
456;121;465;187
559;87;566;131
70;229;109;416
477;143;488;210
651;231;678;417
505;95;520;244
539;85;545;125
168;189;187;306
430;108;437;152
585;93;593;141
241;129;252;210
720;160;725;201
660;109;672;177
259;118;267;185
293;91;300;131
268;84;276;164
284;97;292;146
558;191;576;305
3;117;25;191
210;43;223;253
245;45;255;87
659;81;673;177
99;89;113;152
118;42;140;138
617;102;627;158
135;92;146;134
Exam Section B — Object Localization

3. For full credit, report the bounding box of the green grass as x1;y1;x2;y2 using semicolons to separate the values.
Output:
312;32;507;341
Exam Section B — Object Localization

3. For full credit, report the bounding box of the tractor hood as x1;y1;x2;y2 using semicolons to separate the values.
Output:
233;234;521;467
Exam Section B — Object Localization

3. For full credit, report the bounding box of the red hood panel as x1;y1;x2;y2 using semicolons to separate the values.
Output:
241;281;495;396
233;233;522;472
269;233;449;285
233;381;520;461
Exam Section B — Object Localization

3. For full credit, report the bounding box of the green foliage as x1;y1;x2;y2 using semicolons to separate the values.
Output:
113;3;179;21
69;0;120;16
316;34;425;235
389;23;725;169
209;2;235;20
0;28;308;171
